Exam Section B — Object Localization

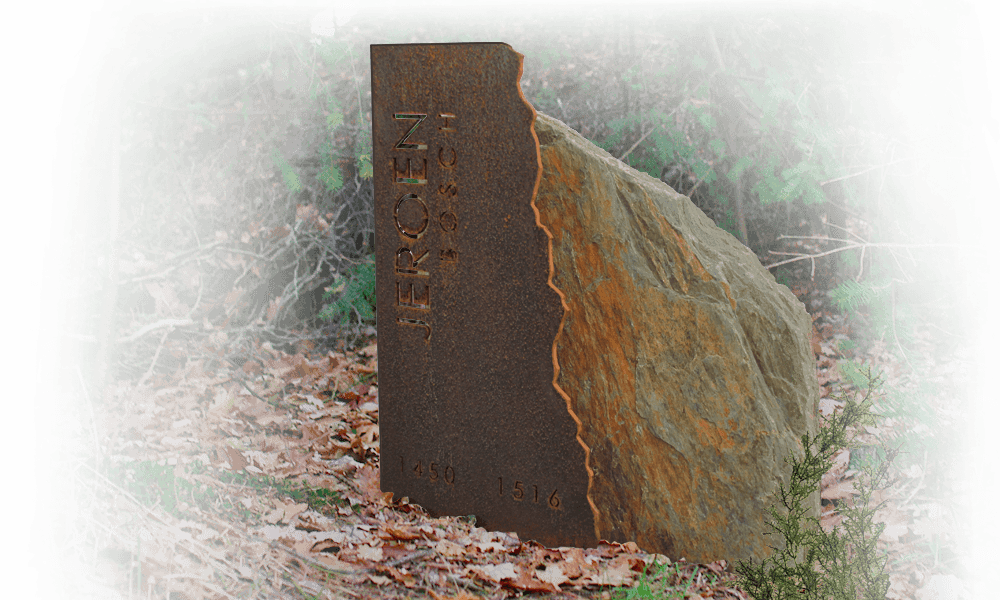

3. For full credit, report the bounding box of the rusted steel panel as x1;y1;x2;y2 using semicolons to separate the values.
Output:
372;43;597;548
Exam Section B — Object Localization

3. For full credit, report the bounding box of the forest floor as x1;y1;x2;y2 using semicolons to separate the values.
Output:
59;273;974;600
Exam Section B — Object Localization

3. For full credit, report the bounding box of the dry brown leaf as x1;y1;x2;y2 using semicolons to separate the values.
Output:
535;563;570;587
223;446;248;471
821;478;858;500
381;525;423;541
435;539;464;557
264;508;284;524
282;502;308;522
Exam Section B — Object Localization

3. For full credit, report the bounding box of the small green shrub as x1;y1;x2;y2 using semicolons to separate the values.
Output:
735;365;896;600
319;258;376;326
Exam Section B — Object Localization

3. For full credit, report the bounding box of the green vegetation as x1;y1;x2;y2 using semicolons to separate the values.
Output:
108;460;346;519
318;256;376;327
734;366;896;600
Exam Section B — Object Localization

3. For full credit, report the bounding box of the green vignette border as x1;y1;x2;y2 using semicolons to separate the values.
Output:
25;0;998;598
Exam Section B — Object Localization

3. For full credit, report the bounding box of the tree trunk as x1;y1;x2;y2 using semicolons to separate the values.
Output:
615;15;636;115
736;173;750;248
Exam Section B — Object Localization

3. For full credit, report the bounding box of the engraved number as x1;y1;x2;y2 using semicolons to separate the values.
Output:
498;476;558;509
513;481;524;501
402;456;455;484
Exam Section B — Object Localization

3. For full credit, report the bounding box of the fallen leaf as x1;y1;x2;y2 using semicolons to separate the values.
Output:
435;540;464;557
507;569;559;593
888;572;913;600
469;562;518;583
535;564;569;586
589;558;635;587
821;479;858;500
224;446;248;471
382;525;423;541
282;502;308;522
355;544;383;561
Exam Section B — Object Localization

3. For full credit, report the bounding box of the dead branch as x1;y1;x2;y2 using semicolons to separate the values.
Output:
119;318;195;344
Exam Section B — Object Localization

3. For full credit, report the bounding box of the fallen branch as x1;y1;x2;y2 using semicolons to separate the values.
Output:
819;157;912;187
118;318;194;344
63;319;194;344
765;241;963;271
764;236;963;283
137;327;172;387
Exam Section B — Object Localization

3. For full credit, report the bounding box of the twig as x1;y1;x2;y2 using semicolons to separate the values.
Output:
765;242;965;270
137;327;172;387
795;82;811;116
619;105;680;163
899;449;928;510
687;175;706;197
76;364;102;471
618;125;656;162
557;97;568;121
820;157;911;186
119;318;194;344
230;516;435;578
126;244;265;286
890;283;915;373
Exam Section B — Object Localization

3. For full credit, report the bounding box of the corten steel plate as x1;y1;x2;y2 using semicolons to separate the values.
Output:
372;43;598;548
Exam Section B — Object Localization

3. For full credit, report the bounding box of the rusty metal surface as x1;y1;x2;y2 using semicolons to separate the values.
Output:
372;43;596;548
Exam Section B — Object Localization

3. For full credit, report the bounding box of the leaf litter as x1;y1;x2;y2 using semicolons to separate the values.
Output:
75;287;970;600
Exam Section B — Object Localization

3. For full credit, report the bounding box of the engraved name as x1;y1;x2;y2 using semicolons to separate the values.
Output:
390;112;458;342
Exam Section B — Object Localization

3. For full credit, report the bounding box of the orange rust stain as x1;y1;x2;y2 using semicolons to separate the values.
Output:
531;126;600;541
542;147;582;194
719;280;736;310
555;203;638;539
695;417;735;450
573;242;602;290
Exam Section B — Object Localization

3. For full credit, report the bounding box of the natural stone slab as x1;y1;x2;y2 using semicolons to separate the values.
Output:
372;43;596;548
533;111;818;563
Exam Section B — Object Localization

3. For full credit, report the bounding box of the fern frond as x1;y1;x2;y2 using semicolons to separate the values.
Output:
830;280;885;314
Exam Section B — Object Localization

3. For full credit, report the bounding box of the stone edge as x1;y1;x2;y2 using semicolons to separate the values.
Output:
507;44;601;542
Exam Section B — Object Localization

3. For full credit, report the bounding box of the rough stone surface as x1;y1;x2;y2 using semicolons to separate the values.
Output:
534;112;819;563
